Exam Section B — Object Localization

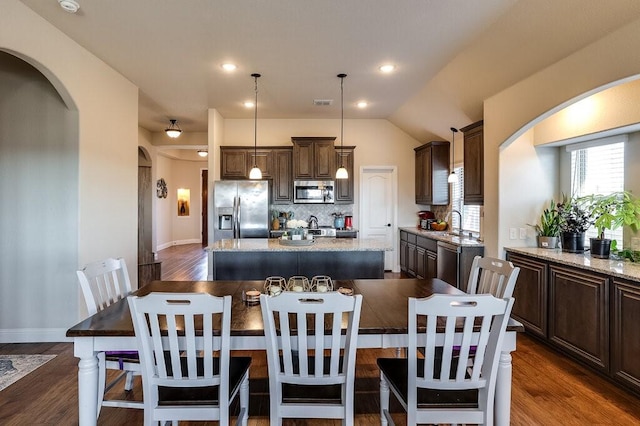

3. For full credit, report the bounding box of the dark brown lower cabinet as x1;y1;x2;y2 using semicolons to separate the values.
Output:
611;279;640;391
400;231;438;279
505;249;640;395
506;253;548;338
549;265;609;372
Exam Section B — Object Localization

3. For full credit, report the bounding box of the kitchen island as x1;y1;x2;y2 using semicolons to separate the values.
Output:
207;237;390;280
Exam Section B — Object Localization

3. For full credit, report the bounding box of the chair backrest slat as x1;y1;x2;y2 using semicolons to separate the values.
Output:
410;294;514;394
466;256;520;298
261;291;362;384
128;292;229;388
77;258;132;316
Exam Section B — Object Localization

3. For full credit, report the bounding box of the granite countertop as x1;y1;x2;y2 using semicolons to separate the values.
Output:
505;247;640;282
207;237;391;252
399;227;485;247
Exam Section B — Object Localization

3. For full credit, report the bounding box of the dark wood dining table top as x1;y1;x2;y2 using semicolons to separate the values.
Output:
66;278;523;338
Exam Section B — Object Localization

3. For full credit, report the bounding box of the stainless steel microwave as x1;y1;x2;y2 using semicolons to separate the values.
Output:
293;180;334;204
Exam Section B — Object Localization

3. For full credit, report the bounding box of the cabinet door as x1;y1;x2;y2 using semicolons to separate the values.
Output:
431;143;450;206
292;139;314;179
220;148;248;179
415;148;426;204
462;121;483;205
415;246;426;279
335;147;354;203
407;243;417;277
247;149;273;179
611;279;640;393
272;149;293;204
506;253;548;338
314;139;336;179
549;265;609;371
426;250;437;279
399;239;408;272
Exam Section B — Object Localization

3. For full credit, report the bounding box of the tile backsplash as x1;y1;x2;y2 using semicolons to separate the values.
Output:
270;204;353;227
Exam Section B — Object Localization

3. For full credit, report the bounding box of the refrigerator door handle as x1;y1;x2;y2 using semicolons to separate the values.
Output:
232;196;238;238
236;196;241;238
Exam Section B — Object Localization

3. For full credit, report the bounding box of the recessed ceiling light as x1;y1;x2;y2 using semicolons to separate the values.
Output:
244;101;254;108
379;64;395;73
58;0;80;13
221;63;237;71
356;101;368;108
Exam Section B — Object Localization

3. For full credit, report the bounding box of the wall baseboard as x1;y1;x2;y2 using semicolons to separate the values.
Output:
156;238;201;251
0;328;71;343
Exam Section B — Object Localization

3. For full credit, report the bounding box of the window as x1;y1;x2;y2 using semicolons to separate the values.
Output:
451;166;481;233
569;139;625;244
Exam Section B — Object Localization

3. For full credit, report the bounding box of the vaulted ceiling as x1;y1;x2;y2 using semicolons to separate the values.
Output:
21;0;640;142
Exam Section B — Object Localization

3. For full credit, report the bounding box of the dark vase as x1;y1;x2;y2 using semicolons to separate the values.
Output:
590;238;611;259
561;232;585;253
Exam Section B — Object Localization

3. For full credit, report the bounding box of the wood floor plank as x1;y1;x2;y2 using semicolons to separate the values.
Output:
2;244;638;424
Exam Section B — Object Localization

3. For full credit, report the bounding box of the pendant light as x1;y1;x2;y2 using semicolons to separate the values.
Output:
249;73;263;180
165;119;182;138
448;127;459;183
336;73;348;180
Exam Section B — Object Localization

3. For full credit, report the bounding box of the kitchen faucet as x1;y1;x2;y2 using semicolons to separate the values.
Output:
445;209;462;235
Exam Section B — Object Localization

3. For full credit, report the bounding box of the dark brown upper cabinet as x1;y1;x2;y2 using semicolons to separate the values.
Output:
414;141;450;205
292;137;336;180
461;120;484;205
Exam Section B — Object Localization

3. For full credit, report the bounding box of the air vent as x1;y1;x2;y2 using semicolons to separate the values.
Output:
313;99;333;106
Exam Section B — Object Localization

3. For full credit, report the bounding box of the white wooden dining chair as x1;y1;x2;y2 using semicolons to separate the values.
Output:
260;291;363;425
466;255;520;298
76;257;142;414
128;292;251;426
377;293;514;425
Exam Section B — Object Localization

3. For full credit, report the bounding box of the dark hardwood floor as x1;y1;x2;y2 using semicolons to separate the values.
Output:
1;243;639;425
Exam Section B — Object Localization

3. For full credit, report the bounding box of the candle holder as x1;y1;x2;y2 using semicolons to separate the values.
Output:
310;275;333;293
286;276;310;292
264;276;286;296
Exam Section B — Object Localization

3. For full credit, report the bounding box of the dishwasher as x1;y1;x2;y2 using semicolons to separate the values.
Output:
436;241;461;289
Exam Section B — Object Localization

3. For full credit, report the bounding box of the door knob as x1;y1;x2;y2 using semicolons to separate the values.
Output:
387;223;391;227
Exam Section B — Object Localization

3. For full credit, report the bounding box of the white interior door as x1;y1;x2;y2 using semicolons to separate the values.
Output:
359;166;398;271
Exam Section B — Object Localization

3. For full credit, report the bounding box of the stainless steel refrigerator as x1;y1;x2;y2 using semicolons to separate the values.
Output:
213;180;270;241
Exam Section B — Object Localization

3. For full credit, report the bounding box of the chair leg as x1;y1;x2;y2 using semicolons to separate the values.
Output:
124;370;135;391
97;352;106;417
239;372;250;426
380;372;390;426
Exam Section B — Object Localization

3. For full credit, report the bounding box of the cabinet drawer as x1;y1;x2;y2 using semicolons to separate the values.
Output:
406;233;417;245
417;236;437;252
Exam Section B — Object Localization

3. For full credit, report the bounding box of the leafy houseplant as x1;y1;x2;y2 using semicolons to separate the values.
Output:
556;195;592;253
579;191;640;258
530;199;561;248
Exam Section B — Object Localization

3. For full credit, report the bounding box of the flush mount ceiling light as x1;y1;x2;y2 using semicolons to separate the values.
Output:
197;150;208;157
243;101;254;108
356;101;368;109
221;63;237;71
249;73;262;180
165;119;182;138
448;127;459;183
336;73;348;180
379;64;395;73
58;0;80;13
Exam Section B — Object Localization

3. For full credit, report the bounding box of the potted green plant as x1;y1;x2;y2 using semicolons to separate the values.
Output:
530;199;561;249
556;194;592;253
579;191;640;259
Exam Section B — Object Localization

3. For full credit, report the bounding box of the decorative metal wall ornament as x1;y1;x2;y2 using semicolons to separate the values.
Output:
156;178;168;198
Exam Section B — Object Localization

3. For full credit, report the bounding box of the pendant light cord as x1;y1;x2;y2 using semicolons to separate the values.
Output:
338;73;347;169
252;74;260;167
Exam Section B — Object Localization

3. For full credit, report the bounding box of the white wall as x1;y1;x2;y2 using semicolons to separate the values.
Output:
154;154;207;250
1;0;138;342
484;16;640;257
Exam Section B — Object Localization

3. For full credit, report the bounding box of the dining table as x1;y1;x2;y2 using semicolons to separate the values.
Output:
67;277;523;426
